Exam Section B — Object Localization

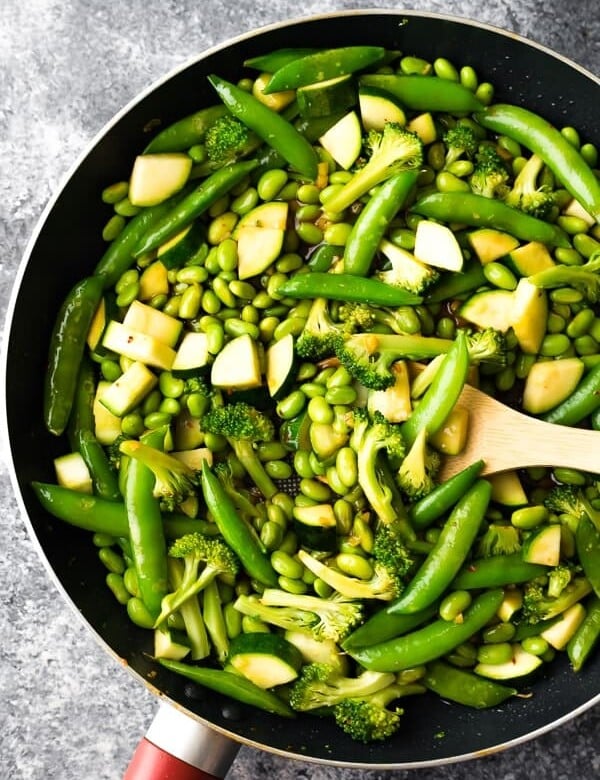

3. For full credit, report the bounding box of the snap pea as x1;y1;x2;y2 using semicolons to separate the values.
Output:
452;553;548;590
159;659;295;717
77;429;121;502
389;479;492;615
476;104;600;224
43;275;104;437
359;74;484;112
201;465;278;587
277;271;422;306
244;48;321;73
208;75;318;180
342;603;438;650
423;660;516;708
133;160;258;257
344;171;418;276
66;355;97;452
144;104;228;153
425;259;486;303
264;46;385;93
568;595;600;672
542;361;600;425
409;460;485;530
348;589;504;672
576;516;600;597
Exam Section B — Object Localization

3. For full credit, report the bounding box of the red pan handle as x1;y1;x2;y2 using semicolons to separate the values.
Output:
124;703;240;779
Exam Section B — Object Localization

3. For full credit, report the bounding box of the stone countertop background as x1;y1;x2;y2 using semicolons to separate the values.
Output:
1;1;599;778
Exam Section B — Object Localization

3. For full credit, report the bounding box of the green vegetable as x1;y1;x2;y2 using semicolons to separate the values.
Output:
469;144;509;199
502;153;556;219
342;602;438;650
244;48;321;73
144;104;228;153
442;125;478;168
476;522;521;558
529;253;600;304
576;517;600;597
521;577;593;624
423;660;516;708
333;684;413;743
277;271;423;307
289;662;395;711
452;553;548;590
359;74;484;113
568;595;600;672
409;460;485;530
201;114;260;169
396;428;441;501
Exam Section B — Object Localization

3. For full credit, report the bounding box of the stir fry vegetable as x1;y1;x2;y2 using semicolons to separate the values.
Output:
38;44;600;745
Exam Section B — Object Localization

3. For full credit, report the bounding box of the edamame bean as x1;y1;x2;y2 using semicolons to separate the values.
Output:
475;82;494;105
297;183;321;204
276;390;306;419
294;450;315;479
114;197;141;217
224;318;260;340
436;171;470;193
497;135;521;159
264;460;293;480
205;323;224;355
573;233;600;259
400;55;432;75
324;222;353;246
558;215;589;235
511;505;548;529
257;169;288;201
296;222;323;245
552;467;587;486
483;262;517;290
351;513;374;552
260;520;284;551
554;247;583;267
102;181;129;204
540;333;571;357
208;212;237;244
242;616;271;633
336;553;374;580
447;160;474;178
574;334;598;355
460;65;478;91
521;636;549;656
106;573;130;605
433;57;459;81
272;492;295;520
580;143;598;167
208;195;230;218
159;372;185;399
177;265;209;284
300;478;332;503
278;575;308;595
482;622;516;643
336;447;358;488
439;590;472;622
276;253;303;274
102;214;126;242
308;396;334;425
127;597;155;629
313;578;333;599
477;643;514;665
325;386;357;406
231;187;259;215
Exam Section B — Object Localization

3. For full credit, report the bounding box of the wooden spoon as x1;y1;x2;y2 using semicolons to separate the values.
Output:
439;384;600;479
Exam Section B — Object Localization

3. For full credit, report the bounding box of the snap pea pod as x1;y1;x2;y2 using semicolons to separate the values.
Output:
66;355;97;452
343;171;418;276
452;553;548;590
43;275;104;437
348;589;504;672
542;361;600;425
425;260;486;304
568;595;600;672
389;479;492;615
576;517;600;597
31;481;216;539
244;48;321;73
77;429;121;502
341;602;438;650
423;660;516;708
411;192;570;248
400;330;469;448
359;74;484;113
409;460;485;530
264;46;386;93
475;103;600;224
277;271;423;306
124;427;170;618
201;464;278;587
208;75;318;180
159;659;295;717
143;104;228;153
133;159;258;257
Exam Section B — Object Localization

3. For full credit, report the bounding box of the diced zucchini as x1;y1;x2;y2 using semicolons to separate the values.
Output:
522;524;562;566
171;331;210;378
157;220;205;269
507;241;555;276
99;361;158;417
173;409;204;450
293;503;337;552
93;380;123;445
522;357;585;414
266;333;296;399
284;630;349;675
497;589;524;623
406;112;436;144
467;229;520;265
123;300;183;347
235;201;288;231
458;289;514;332
210;333;262;390
297;74;356;118
563;198;595;227
487;471;527;506
154;627;191;660
280;410;311;451
414;220;464;271
252;72;296;112
228;633;303;688
540;603;587;650
367;361;412;422
54;452;93;494
139;261;169;301
509;278;548;355
319;111;362;170
475;644;542;680
87;297;107;353
102;321;176;370
310;423;348;460
429;405;469;455
171;447;213;471
128;153;192;207
358;85;406;130
234;202;288;280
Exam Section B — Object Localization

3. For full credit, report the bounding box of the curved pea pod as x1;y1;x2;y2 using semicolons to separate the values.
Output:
244;47;321;73
43;275;104;436
452;552;548;590
409;459;485;530
348;589;504;672
568;595;600;672
542;361;600;426
143;104;228;153
77;429;121;502
576;516;600;597
389;479;492;615
411;192;570;248
208;75;318;180
475;103;600;224
277;271;422;306
342;602;438;650
264;46;386;93
423;660;517;708
359;74;484;113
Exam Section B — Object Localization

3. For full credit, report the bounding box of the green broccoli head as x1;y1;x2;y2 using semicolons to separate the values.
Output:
204;114;254;165
334;691;403;742
466;328;507;365
336;333;404;390
289;662;396;711
544;484;587;521
337;302;378;332
521;576;592;624
476;522;521;558
183;376;213;397
502;153;556;219
376;241;439;296
469;144;510;198
442;125;479;167
396;428;440;502
296;297;346;360
324;123;423;213
107;433;133;470
201;402;274;442
372;525;416;581
547;564;578;599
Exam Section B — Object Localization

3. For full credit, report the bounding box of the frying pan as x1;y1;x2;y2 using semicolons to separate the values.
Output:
4;9;600;778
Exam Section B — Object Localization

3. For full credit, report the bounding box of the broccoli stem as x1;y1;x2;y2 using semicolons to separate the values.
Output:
203;579;229;664
230;439;278;499
168;558;210;660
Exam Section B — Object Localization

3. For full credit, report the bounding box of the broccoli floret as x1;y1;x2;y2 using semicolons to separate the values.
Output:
323;123;423;213
213;460;263;519
297;547;403;601
547;564;578;599
469;144;510;199
376;244;439;296
183;376;213;397
350;409;406;527
120;439;200;511
107;433;132;470
203;114;258;167
442;125;479;168
201;402;277;498
234;590;364;643
203;578;229;664
476;522;521;558
338;302;420;336
466;328;507;365
289;663;396;711
396;428;440;501
372;525;416;581
296;297;347;360
502;153;556;219
530;253;600;304
544;483;600;530
521;576;592;624
333;686;405;742
155;533;239;627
